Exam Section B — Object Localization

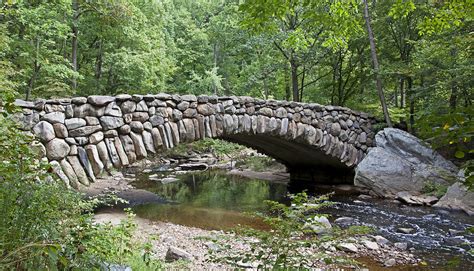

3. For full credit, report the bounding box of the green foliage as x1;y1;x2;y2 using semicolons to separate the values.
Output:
416;106;473;161
236;155;278;172
0;106;161;268
164;138;244;159
421;181;449;198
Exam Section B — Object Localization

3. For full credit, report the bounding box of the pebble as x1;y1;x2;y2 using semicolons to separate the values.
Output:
337;243;359;253
384;258;396;267
358;194;372;200
362;240;380;250
373;235;390;245
165;246;193;262
394;242;408;250
397;227;416;234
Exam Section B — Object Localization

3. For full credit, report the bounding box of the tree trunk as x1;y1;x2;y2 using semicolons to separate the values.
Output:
407;77;415;133
263;76;268;99
290;59;299;102
299;66;305;102
27;38;41;101
284;64;291;101
363;0;392;127
71;0;79;91
449;79;458;110
399;77;405;108
213;43;218;95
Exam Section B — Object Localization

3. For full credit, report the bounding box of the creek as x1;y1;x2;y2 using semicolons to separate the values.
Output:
120;165;473;270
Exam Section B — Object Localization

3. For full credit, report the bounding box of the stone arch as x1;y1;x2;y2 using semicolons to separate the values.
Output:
15;94;376;188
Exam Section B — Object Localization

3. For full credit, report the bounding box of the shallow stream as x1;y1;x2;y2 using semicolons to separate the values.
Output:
123;166;474;270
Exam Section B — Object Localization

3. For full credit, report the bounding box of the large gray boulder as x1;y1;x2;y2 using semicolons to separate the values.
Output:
354;128;458;198
46;138;70;160
33;121;55;142
434;182;474;216
100;116;124;130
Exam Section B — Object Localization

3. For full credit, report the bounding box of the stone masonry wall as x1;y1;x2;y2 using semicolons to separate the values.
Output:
15;94;376;188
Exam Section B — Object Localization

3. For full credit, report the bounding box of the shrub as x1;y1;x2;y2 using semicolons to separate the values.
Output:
0;98;160;269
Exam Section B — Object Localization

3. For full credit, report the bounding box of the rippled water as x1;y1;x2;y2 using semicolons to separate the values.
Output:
125;167;474;269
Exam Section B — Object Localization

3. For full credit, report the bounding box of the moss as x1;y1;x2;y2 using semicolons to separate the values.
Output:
421;181;449;198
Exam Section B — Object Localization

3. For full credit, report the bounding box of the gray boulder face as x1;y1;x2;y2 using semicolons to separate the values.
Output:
376;128;457;173
165;246;193;262
65;118;86;130
100;116;124;130
87;95;115;106
434;182;474;216
42;112;65;124
33;121;55;142
46;138;70;160
354;128;458;198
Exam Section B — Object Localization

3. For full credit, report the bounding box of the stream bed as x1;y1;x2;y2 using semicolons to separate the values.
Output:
123;166;474;270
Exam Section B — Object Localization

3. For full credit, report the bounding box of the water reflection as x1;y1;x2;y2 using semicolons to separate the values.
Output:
131;170;288;230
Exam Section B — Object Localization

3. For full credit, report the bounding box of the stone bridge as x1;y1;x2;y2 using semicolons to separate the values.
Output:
15;94;376;188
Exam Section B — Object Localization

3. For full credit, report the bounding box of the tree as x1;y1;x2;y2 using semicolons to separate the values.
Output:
362;0;393;127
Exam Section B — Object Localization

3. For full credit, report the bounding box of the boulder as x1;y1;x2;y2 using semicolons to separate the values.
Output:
362;240;379;250
33;121;55;142
151;128;163;149
78;147;96;182
53;123;68;138
181;94;197;102
45;138;70;160
373;235;390;245
60;159;79;189
73;103;104;118
165;247;193;262
100;116;124;130
89;131;104;144
434;182;474;216
149;115;164;127
85;116;100;126
71;97;87;105
197;104;214;116
31;141;47;158
337;243;358;253
96;141;113;170
131;112;149;122
42;112;65;124
65;118;86;130
130;132;147;159
355;128;458;198
113;137;129;166
85;144;104;176
142;130;155;154
67;156;89;186
136;100;148;112
69;125;102;137
119;125;131;135
308;216;332;234
120;100;136;113
50;160;70;187
116;94;132;101
396;191;439;206
104;102;122;117
106;138;122;167
87;95;115;106
104;130;118;138
130;121;144;133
